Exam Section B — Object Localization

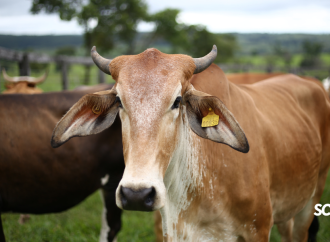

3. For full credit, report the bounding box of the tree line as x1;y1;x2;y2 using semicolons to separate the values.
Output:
30;0;236;63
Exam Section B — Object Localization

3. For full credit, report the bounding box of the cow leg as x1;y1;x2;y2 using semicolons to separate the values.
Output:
292;199;315;242
154;210;163;242
276;219;293;242
0;196;6;242
99;177;122;242
0;215;5;242
307;216;319;242
18;214;30;224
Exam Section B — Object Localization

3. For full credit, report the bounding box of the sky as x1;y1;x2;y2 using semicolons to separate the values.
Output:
0;0;330;35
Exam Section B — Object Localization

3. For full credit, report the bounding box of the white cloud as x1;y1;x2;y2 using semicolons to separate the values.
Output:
0;0;329;34
178;5;330;33
0;14;83;35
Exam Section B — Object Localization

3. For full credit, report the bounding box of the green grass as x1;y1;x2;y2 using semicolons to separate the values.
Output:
2;191;156;242
1;63;115;93
2;174;330;242
2;192;103;242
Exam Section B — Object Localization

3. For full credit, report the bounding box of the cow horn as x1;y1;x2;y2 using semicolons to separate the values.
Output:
2;68;18;83
193;45;217;74
2;68;48;84
91;46;112;75
26;70;48;84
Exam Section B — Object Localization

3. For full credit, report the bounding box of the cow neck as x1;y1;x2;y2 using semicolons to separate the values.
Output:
161;104;206;241
160;66;234;241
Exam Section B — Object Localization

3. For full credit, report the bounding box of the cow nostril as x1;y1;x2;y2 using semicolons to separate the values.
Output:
120;186;128;206
145;187;156;206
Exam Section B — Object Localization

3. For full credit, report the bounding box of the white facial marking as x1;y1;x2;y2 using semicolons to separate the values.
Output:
101;174;109;186
99;191;111;242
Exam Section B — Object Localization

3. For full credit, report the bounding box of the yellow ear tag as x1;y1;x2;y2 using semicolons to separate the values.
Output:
201;108;219;127
92;105;102;115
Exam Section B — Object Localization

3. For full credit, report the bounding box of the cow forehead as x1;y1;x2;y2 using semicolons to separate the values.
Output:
111;48;195;90
113;49;193;137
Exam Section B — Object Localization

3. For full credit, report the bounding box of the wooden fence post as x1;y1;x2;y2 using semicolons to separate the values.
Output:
0;63;1;93
98;69;105;84
61;62;68;91
84;65;91;85
19;53;30;76
266;65;273;73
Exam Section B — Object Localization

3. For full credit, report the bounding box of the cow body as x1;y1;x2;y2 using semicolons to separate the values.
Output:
52;47;330;242
0;85;124;242
226;72;319;85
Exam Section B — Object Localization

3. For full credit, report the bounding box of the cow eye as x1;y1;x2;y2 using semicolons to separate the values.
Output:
171;96;182;109
115;96;123;108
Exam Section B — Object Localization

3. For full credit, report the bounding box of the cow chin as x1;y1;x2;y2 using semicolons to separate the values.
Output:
115;174;166;212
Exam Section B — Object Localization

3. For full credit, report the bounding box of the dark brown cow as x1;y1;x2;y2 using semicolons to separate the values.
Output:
52;46;330;242
0;84;124;242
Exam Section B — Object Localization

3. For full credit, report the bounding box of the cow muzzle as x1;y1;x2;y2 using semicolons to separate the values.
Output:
116;178;166;211
120;186;156;211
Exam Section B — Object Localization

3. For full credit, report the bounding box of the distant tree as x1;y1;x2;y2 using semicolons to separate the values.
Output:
30;1;236;64
31;0;148;55
300;40;323;68
250;49;259;56
142;8;188;53
31;0;148;83
185;26;237;62
265;55;277;73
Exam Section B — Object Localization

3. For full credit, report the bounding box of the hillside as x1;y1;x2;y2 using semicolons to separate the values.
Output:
1;33;330;55
0;35;83;50
232;33;330;55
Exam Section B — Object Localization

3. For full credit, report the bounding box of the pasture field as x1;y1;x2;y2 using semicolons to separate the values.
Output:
2;172;330;241
1;63;115;93
2;191;156;242
1;55;330;241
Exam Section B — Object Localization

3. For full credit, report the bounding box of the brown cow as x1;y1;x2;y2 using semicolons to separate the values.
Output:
0;84;124;242
2;69;47;94
52;46;330;242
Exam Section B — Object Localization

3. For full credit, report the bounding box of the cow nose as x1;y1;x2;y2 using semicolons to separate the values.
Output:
120;186;156;211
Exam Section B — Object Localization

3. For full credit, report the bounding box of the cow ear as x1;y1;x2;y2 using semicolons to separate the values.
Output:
183;89;249;153
51;89;119;148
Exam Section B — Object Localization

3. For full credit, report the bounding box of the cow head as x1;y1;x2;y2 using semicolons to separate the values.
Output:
2;68;47;94
51;46;249;212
